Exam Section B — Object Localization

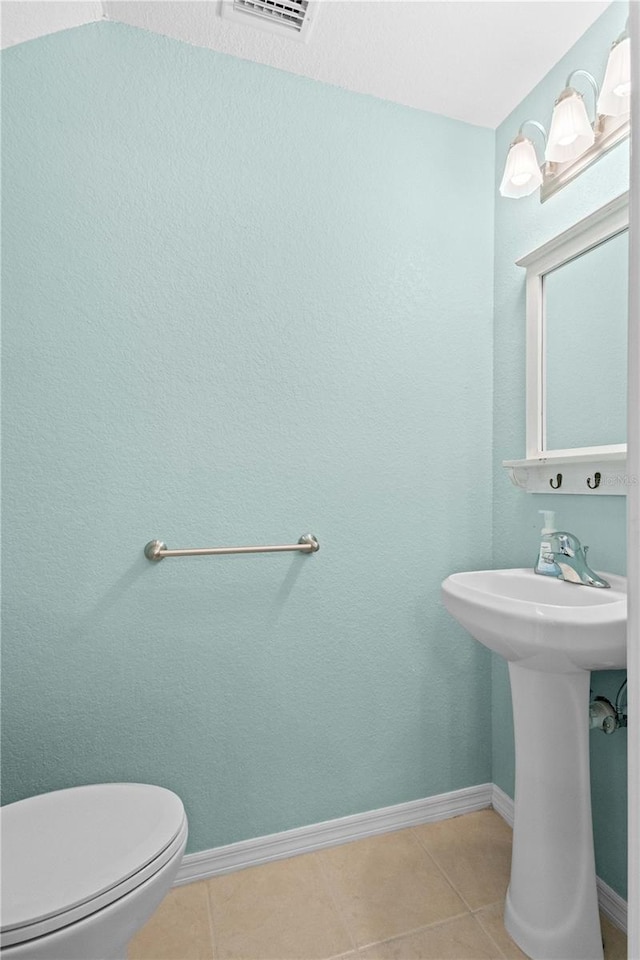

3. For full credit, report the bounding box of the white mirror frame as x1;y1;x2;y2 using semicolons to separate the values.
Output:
503;191;629;495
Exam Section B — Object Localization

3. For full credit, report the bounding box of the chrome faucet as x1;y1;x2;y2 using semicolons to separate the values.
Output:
535;531;610;588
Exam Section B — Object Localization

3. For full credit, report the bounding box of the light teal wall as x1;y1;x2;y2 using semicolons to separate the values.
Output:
492;1;629;898
1;21;495;854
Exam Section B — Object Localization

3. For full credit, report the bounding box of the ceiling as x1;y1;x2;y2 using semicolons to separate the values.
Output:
1;0;614;127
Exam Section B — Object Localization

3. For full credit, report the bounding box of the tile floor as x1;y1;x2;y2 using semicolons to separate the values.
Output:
129;809;627;960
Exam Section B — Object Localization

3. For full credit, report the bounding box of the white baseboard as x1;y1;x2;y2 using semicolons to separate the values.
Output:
175;782;493;884
490;782;515;827
175;781;627;935
491;783;628;935
596;875;629;934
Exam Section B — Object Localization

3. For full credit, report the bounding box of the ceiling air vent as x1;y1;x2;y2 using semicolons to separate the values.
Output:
220;0;317;42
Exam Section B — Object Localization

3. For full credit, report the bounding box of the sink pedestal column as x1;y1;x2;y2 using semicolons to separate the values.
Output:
504;663;603;960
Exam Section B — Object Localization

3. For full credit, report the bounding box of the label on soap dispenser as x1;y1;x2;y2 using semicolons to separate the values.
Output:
537;541;559;573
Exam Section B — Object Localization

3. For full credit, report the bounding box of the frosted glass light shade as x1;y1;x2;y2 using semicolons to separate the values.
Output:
545;89;595;163
499;137;543;198
597;37;631;117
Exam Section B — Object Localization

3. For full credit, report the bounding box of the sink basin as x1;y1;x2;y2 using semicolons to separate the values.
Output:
442;566;628;960
442;567;626;672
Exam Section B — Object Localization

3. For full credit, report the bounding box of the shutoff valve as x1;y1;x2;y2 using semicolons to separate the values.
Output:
589;696;619;735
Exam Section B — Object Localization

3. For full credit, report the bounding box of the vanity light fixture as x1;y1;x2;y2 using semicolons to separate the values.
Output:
597;20;631;117
545;70;597;163
500;21;631;202
499;121;546;198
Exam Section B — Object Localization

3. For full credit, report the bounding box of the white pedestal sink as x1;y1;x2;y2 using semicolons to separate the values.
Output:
442;568;627;960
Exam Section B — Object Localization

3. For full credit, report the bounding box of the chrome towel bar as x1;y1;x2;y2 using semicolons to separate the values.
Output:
144;534;319;562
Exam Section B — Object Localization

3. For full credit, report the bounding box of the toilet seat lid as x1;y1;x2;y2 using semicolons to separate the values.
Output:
1;783;186;935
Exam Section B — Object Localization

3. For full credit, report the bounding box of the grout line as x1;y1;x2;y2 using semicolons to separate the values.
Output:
470;900;505;914
408;813;513;918
314;828;473;954
312;850;360;957
203;877;218;960
354;910;477;953
471;906;511;960
408;826;479;914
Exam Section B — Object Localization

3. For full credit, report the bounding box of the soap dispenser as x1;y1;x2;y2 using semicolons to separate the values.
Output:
535;510;561;576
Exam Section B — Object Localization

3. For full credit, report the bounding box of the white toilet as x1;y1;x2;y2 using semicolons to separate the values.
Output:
0;783;188;960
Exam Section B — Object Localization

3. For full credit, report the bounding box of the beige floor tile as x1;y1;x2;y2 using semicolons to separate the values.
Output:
359;913;504;960
128;881;214;960
412;810;513;910
207;852;353;960
601;914;627;960
473;902;528;959
317;828;467;948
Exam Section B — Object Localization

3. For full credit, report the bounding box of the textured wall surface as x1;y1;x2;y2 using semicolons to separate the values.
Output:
0;0;611;128
492;1;629;898
1;21;495;854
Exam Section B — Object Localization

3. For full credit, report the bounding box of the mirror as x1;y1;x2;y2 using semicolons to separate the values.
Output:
544;229;628;451
517;192;629;461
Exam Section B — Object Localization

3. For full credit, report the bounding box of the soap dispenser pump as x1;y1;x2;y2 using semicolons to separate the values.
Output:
535;510;561;576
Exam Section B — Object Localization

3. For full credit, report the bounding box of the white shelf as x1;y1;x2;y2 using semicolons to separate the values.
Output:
503;451;628;495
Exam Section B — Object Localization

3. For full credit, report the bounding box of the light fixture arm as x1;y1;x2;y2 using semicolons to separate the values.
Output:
518;119;547;147
565;69;600;121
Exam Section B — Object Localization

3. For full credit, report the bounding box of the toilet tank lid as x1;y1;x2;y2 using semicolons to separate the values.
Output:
0;783;186;933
